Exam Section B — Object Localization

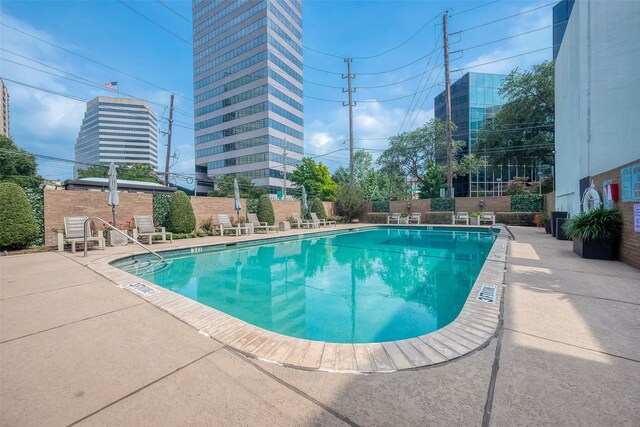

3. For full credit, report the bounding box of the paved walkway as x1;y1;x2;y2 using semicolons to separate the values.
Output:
1;226;638;426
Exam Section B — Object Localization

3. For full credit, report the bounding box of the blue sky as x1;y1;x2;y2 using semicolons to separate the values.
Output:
0;0;553;185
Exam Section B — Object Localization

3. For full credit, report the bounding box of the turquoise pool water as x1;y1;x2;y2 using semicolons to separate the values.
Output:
115;227;495;343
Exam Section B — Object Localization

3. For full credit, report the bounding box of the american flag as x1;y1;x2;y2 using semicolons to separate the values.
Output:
105;81;118;90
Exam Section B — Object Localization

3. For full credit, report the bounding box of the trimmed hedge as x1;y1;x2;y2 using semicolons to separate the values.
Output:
23;186;43;246
0;182;38;250
257;194;275;225
511;194;544;212
431;198;454;212
168;191;196;233
424;211;454;224
153;193;172;228
366;213;390;224
371;200;390;212
495;212;536;226
310;197;327;220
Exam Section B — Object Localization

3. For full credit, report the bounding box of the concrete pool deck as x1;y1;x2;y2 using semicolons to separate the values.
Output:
1;226;639;425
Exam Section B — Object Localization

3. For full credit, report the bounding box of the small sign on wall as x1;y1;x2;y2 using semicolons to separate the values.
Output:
635;204;640;233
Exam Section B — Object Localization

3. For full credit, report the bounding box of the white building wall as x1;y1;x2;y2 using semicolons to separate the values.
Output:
555;0;640;214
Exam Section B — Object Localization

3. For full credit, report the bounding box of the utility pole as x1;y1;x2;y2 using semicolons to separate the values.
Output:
163;93;174;186
343;58;356;185
443;13;453;197
282;137;288;200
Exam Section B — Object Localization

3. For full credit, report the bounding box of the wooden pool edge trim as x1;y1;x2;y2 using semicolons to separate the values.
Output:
87;228;509;374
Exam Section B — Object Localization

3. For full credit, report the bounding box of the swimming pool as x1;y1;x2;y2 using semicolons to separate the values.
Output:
113;226;496;344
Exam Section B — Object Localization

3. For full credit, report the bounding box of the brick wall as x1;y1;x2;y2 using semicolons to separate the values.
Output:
454;196;511;213
44;189;153;248
591;160;640;269
390;199;431;214
545;191;556;215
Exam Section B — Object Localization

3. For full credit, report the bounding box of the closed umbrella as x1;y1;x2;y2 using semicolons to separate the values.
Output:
301;185;308;218
233;178;242;223
107;162;119;225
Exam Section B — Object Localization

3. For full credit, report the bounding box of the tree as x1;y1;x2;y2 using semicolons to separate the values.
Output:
0;182;38;250
477;60;555;166
335;184;364;222
331;166;350;186
353;150;373;183
419;161;446;199
290;157;338;201
76;163;160;183
168;191;196;233
256;194;275;225
0;136;41;188
208;175;266;199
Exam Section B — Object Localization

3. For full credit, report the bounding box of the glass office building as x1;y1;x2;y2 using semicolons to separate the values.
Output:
553;0;575;60
74;97;158;173
192;0;304;196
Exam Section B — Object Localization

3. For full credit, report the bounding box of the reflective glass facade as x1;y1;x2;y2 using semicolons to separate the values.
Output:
192;0;303;195
553;0;575;60
74;96;158;174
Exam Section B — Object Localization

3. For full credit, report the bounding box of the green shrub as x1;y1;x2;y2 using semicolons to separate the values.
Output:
0;182;38;250
23;186;43;246
168;191;196;233
335;184;364;222
562;208;623;241
424;212;454;224
366;213;390;224
310;197;327;220
495;212;536;226
246;197;259;214
511;194;544;212
153;193;172;228
371;200;390;212
431;198;454;211
256;194;275;225
200;216;215;236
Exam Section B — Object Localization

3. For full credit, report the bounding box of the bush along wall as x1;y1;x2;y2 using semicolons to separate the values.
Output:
431;198;454;212
168;191;196;233
153;193;172;229
0;182;39;250
371;200;390;213
495;212;537;226
23;186;43;246
310;197;327;219
511;194;544;212
366;213;390;224
424;212;454;224
256;194;275;225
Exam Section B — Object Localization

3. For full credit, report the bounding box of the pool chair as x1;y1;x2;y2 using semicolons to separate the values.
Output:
133;215;173;244
57;216;106;253
291;212;317;229
247;213;278;233
408;212;421;224
452;212;470;225
479;211;496;225
310;212;336;227
217;214;252;236
387;213;402;224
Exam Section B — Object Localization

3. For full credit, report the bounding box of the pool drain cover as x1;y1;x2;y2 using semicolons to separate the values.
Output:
128;282;160;296
477;284;496;303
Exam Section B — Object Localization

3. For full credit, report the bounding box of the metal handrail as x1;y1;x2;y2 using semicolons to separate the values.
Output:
83;216;164;261
490;222;516;240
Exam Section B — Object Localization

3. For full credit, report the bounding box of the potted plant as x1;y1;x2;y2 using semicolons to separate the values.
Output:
469;211;482;225
535;212;551;234
562;208;623;260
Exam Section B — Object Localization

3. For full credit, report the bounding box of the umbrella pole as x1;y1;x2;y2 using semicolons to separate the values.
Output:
112;206;117;226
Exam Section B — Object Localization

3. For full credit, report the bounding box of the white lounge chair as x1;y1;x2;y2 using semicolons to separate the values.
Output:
452;212;470;225
291;212;316;229
217;214;252;236
408;212;421;224
57;216;105;253
479;211;496;225
310;212;336;227
133;215;173;244
247;213;278;233
387;213;401;224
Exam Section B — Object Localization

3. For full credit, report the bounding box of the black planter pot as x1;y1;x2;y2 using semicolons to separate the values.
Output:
573;237;616;260
556;218;569;240
551;211;568;237
543;220;551;234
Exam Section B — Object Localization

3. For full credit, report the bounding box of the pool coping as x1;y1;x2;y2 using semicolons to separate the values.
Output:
87;225;509;373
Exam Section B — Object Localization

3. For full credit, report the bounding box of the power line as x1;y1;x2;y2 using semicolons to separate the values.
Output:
357;45;442;76
451;46;554;73
450;0;501;17
356;81;444;104
117;0;192;45
450;2;555;35
0;22;194;104
451;25;552;54
154;0;191;23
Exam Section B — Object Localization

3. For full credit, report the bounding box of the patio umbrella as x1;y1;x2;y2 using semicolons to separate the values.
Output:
233;178;242;223
107;162;119;225
300;185;308;218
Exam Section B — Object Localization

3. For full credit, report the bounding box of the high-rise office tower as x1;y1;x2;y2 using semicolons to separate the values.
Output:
192;0;304;196
0;79;9;137
75;97;158;173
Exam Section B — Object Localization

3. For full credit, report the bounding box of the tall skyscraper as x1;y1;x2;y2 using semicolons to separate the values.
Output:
0;79;9;137
435;72;507;196
192;0;304;196
75;97;158;173
553;0;575;60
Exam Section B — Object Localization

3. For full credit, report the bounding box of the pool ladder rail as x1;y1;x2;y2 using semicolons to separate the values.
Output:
489;223;516;240
83;216;166;261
